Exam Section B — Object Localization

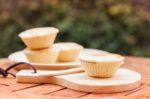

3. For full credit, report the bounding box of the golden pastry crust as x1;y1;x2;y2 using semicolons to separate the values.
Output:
19;27;59;49
80;53;124;78
53;42;84;62
24;47;59;64
80;53;124;63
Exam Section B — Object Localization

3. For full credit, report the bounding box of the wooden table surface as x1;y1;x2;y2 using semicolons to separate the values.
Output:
0;56;150;99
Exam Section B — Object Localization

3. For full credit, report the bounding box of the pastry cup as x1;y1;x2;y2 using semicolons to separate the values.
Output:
19;27;59;49
80;54;124;78
53;42;84;62
24;47;59;64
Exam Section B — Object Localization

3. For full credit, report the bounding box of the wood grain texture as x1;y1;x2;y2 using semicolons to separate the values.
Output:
0;56;150;99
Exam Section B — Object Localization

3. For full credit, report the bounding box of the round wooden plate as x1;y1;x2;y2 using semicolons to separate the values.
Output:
8;49;108;70
56;68;141;93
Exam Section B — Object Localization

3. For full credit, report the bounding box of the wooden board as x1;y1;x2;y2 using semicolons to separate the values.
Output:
8;49;108;70
16;68;141;93
0;56;150;99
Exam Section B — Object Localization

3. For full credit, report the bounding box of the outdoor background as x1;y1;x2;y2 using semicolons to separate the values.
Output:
0;0;150;58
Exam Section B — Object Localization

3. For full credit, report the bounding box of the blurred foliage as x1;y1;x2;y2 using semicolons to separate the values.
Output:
0;0;150;57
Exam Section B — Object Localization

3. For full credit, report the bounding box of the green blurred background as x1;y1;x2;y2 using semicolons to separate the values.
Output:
0;0;150;58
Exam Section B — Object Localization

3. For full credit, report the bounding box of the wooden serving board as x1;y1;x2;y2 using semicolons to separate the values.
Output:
16;68;141;93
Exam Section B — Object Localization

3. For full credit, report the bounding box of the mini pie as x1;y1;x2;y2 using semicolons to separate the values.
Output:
24;47;59;64
53;42;84;62
80;53;124;78
19;27;59;49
